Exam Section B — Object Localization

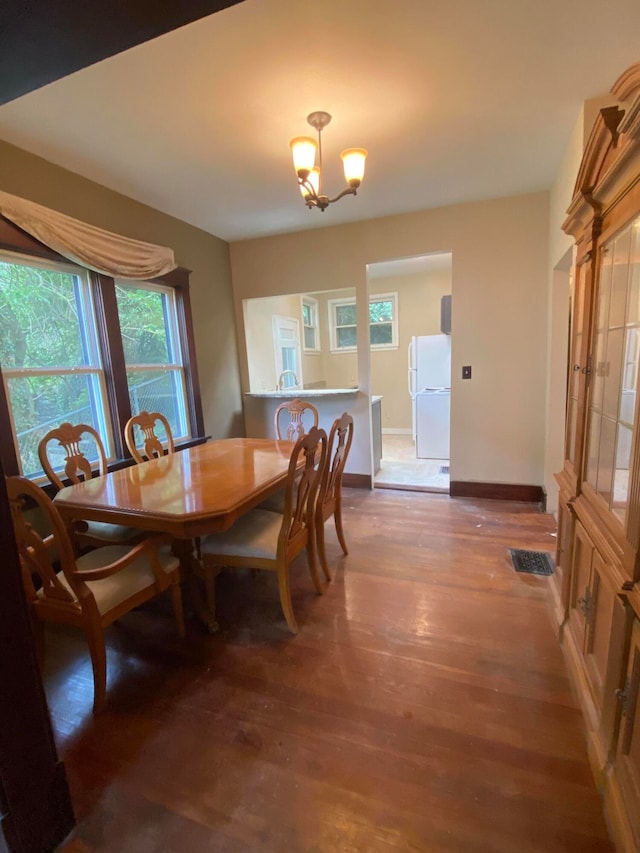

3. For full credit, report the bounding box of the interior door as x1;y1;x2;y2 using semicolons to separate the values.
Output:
272;315;303;389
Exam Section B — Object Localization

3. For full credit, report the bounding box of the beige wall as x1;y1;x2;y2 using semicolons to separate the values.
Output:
230;191;550;485
0;140;243;440
370;268;451;431
244;293;301;391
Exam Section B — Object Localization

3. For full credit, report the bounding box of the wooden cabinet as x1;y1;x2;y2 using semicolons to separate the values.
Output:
612;614;640;851
564;519;630;772
554;62;640;850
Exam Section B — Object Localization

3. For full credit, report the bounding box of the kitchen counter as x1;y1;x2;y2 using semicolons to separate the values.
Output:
245;388;359;398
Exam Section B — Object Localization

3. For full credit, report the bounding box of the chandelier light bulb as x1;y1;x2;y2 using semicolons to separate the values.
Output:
341;148;368;188
290;136;317;177
300;167;320;200
290;112;367;211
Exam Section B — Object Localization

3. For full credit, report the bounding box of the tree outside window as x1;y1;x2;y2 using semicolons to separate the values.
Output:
0;254;111;478
0;242;201;481
329;292;398;351
115;281;189;442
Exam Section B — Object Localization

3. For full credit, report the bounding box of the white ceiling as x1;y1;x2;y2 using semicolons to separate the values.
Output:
0;0;639;243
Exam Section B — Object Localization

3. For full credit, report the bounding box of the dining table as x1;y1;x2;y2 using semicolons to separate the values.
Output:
53;437;297;630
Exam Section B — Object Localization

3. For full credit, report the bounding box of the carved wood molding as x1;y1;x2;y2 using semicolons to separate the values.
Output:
564;63;640;239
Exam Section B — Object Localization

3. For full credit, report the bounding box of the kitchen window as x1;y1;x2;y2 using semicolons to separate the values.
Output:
302;296;320;352
329;292;398;351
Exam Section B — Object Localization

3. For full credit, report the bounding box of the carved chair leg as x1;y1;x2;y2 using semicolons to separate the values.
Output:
276;565;298;634
306;534;323;594
334;507;349;555
84;620;107;714
316;521;332;582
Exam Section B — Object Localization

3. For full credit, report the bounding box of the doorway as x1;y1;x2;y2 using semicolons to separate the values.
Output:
368;252;452;493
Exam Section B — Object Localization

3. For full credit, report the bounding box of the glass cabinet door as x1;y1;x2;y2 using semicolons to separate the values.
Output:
565;259;591;477
584;215;640;524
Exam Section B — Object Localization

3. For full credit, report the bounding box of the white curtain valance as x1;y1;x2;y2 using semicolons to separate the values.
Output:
0;189;177;280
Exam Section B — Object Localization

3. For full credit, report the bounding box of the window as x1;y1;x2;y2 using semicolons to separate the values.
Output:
302;297;319;352
0;229;203;481
328;292;398;351
0;253;111;478
115;281;189;442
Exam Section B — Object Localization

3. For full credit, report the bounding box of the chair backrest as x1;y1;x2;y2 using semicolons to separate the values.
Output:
274;398;319;441
279;426;327;554
38;422;108;491
317;412;354;521
125;411;175;463
6;475;81;610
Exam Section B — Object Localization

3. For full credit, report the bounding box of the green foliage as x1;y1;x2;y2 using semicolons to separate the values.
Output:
336;303;357;326
369;299;393;323
0;260;100;475
0;260;84;368
116;284;170;364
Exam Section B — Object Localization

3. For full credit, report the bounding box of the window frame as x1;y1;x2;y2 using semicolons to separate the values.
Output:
0;251;116;477
328;292;399;352
301;296;320;353
0;215;204;480
115;278;190;444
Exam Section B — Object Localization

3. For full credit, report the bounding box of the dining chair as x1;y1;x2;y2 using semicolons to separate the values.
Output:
274;398;319;440
7;474;185;714
315;412;354;581
38;421;145;549
199;426;328;634
124;410;175;463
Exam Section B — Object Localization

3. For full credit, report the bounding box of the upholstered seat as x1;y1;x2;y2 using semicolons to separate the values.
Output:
200;427;327;633
8;475;185;714
52;544;180;614
38;421;145;549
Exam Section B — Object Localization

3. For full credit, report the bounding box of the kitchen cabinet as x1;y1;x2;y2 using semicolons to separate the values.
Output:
554;61;640;850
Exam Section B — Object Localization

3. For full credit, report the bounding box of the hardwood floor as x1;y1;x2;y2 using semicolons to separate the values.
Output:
47;489;613;852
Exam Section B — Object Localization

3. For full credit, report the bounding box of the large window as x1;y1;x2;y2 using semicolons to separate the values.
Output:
0;234;202;481
0;253;111;478
116;281;189;443
328;292;398;351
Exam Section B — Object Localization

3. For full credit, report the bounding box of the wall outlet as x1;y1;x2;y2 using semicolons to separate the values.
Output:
462;365;472;379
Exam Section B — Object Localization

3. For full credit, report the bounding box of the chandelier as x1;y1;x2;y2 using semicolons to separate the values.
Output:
289;111;368;212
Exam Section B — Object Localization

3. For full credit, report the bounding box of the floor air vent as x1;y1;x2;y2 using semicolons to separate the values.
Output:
509;549;554;576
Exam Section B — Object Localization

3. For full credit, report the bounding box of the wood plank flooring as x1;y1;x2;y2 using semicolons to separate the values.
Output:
47;489;613;852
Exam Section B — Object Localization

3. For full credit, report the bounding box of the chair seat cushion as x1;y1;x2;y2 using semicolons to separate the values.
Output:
83;520;144;544
257;488;286;514
201;509;283;561
48;544;179;615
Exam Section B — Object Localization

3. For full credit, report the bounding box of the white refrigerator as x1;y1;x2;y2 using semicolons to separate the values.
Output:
407;334;451;459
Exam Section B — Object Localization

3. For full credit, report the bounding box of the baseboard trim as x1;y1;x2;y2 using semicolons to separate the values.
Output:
449;481;545;503
381;428;412;435
343;473;372;489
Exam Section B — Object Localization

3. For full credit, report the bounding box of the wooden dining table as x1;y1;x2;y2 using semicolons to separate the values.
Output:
53;437;297;630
